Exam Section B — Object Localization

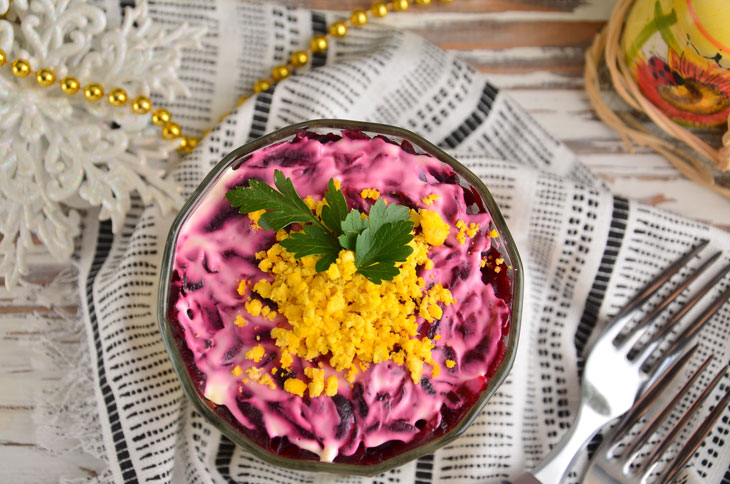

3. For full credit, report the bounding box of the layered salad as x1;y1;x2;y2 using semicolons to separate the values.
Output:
168;129;512;465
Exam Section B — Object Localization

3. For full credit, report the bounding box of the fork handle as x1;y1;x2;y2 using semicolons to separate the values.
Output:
508;473;543;484
528;400;608;483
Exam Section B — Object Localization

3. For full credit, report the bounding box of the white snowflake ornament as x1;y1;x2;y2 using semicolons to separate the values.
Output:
0;0;205;288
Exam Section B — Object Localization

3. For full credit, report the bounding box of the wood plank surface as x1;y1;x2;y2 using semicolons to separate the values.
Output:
2;0;730;482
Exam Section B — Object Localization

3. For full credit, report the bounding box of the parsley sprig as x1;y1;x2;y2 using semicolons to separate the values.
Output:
225;170;414;283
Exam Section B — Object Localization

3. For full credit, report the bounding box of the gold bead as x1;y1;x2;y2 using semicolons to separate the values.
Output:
107;87;128;107
271;65;290;82
290;50;309;67
151;108;171;126
11;59;31;78
162;121;181;139
351;9;368;26
310;35;328;53
371;2;389;17
253;78;271;93
83;83;104;102
415;0;431;5
60;77;80;94
178;136;199;154
329;21;347;38
36;68;55;87
439;0;453;2
0;50;6;67
236;95;249;107
131;96;152;114
392;0;409;11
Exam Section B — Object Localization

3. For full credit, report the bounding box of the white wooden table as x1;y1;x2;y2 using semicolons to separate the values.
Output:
2;1;729;482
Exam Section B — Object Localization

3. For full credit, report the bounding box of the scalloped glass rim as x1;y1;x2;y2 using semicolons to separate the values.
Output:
157;119;524;476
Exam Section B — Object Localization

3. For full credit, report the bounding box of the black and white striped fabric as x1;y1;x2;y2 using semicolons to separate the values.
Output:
77;1;730;483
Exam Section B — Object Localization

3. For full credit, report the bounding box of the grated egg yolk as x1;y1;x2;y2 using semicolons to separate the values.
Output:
360;188;380;200
284;378;307;397
248;209;266;230
237;279;248;296
245;345;266;362
304;367;326;397
254;230;452;394
244;366;276;390
421;194;440;206
419;209;450;246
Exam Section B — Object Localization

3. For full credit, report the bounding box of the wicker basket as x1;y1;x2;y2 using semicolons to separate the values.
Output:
584;0;730;200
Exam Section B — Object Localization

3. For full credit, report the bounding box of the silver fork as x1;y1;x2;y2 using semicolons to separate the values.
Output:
513;240;730;484
582;346;730;483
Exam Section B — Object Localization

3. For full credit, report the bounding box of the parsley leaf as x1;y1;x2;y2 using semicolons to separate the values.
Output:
355;219;414;284
225;170;343;268
225;170;319;231
338;210;368;251
225;171;416;283
280;224;342;273
367;198;411;232
320;179;348;235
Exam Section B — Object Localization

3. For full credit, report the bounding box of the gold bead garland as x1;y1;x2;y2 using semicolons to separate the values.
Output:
0;0;453;154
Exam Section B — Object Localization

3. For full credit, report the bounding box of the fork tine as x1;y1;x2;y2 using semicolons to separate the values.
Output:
620;252;722;355
609;344;700;445
621;354;714;463
659;386;730;484
637;365;729;479
605;241;711;354
645;282;730;370
613;240;709;322
632;258;730;369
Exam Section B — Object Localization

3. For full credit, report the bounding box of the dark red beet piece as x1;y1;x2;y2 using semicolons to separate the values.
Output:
352;383;369;418
203;203;240;233
481;246;512;304
183;273;204;292
399;139;418;155
333;394;356;440
343;130;370;140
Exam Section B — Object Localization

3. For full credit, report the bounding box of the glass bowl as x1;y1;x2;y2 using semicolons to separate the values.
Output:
157;119;524;476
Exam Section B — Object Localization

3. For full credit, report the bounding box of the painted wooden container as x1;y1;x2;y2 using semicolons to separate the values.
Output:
622;0;730;128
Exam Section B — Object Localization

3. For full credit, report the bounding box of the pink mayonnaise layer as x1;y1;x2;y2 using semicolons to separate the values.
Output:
171;131;510;463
